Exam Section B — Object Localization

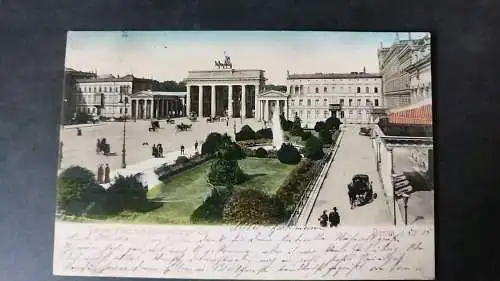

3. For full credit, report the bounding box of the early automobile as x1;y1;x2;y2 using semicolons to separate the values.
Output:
347;174;377;208
359;127;372;136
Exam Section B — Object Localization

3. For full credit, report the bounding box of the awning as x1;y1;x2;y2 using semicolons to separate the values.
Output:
389;104;432;125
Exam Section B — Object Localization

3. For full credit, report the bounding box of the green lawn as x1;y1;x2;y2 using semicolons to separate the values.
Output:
90;157;296;225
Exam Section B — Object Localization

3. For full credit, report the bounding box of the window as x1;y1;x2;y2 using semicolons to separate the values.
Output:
299;99;303;106
366;99;371;106
315;99;319;106
357;99;361;106
340;111;344;118
92;108;96;113
120;108;122;114
315;110;319;118
315;87;319;93
307;111;311;119
348;99;352;106
348;86;352;93
307;99;311;106
87;108;91;114
291;99;295;107
357;87;361;93
349;110;353;117
340;86;344;92
323;98;328;106
366;87;369;93
324;111;328;118
324;87;327;93
340;99;344;106
125;97;128;103
374;87;378;93
93;87;96;92
99;86;102;92
375;99;379;106
125;108;128;114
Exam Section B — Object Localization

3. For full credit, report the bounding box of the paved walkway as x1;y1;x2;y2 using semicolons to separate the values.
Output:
305;125;393;227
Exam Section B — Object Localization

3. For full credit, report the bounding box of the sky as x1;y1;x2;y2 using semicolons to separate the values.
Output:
65;31;430;84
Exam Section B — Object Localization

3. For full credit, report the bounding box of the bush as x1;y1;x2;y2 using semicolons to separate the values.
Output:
277;143;302;164
325;116;342;131
155;154;211;182
280;114;291;131
319;129;333;145
201;132;223;155
255;148;268;158
56;166;100;215
105;173;148;213
301;131;313;141
222;189;285;225
314;121;326;132
255;128;273;139
175;156;189;164
275;159;314;213
190;186;233;223
74;111;91;124
290;116;303;136
304;136;324;160
227;142;246;160
208;158;246;186
235;125;256;141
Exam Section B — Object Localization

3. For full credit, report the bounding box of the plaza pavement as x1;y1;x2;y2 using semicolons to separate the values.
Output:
59;117;265;184
305;125;393;227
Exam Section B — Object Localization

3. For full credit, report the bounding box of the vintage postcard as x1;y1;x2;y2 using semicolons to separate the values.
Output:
54;31;434;279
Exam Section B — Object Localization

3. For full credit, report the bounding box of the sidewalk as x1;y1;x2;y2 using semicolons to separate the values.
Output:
100;145;197;190
63;123;104;129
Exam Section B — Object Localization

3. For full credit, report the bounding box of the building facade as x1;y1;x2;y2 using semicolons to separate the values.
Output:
405;36;431;104
378;33;431;109
286;71;383;128
62;68;97;124
128;91;186;119
184;69;266;119
73;74;153;118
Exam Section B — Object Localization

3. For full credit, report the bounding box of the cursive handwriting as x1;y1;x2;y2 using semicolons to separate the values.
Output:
54;223;435;280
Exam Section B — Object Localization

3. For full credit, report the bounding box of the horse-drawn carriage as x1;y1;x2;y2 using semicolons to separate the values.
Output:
347;174;377;209
359;127;372;136
165;118;175;124
149;120;160;132
206;116;220;123
176;123;192;131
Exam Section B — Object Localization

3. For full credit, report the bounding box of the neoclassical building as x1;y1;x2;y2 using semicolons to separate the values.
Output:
184;69;266;119
405;36;431;104
73;74;153;118
286;70;383;128
128;90;186;119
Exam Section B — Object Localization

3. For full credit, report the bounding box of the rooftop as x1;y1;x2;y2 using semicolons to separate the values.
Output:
287;72;382;80
75;74;153;83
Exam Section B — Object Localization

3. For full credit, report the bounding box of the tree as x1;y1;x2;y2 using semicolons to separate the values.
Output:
325;116;342;131
303;136;324;160
314;121;326;132
152;80;187;92
290;115;303;136
56;166;102;215
264;84;287;92
74;111;91;124
255;147;268;158
106;173;148;213
201;132;223;155
190;185;233;223
319;129;333;145
222;189;285;225
301;131;313;141
280;114;291;131
235;125;256;141
277;143;302;164
208;136;246;185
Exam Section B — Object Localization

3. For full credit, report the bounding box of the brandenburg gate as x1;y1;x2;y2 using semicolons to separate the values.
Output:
184;56;266;119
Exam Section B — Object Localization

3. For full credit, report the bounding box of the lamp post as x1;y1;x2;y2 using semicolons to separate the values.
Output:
401;193;410;225
119;93;127;169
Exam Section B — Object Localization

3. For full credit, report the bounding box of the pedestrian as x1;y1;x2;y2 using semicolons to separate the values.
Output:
96;138;101;154
226;118;229;127
180;144;185;155
263;120;267;128
318;210;328;227
97;164;104;184
328;207;340;227
76;128;82;136
152;144;157;158
157;144;163;157
104;164;110;184
194;141;198;152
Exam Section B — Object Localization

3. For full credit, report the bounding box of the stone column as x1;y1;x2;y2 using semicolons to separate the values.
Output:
284;99;288;120
228;85;233;117
198;86;203;117
241;85;246;118
211;85;216;117
141;100;145;119
264;99;269;121
150;99;154;119
135;99;139;119
186;86;191;117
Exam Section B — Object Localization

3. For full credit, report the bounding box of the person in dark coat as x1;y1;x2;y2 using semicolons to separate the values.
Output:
180;144;185;155
96;138;101;154
194;141;198;152
329;207;340;227
318;210;328;227
152;144;157;158
76;128;82;136
157;144;163;157
97;164;104;184
104;164;110;183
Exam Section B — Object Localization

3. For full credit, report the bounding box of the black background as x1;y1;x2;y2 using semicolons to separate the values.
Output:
1;0;499;280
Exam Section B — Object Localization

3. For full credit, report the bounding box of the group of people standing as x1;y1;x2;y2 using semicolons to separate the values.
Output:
97;163;111;184
318;207;341;227
152;144;164;158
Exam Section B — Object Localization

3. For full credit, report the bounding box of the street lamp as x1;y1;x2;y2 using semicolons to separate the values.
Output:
401;193;410;225
119;93;127;169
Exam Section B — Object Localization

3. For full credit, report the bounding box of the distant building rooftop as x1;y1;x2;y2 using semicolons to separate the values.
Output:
75;74;152;83
287;72;382;80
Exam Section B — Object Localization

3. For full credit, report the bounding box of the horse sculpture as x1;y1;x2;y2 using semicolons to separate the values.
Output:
215;55;232;69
